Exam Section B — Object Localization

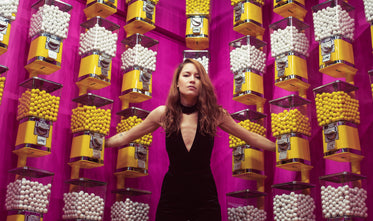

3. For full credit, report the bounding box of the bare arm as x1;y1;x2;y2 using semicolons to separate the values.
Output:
105;106;165;148
218;110;275;152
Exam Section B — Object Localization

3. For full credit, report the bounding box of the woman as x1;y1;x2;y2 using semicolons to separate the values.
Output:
106;59;275;220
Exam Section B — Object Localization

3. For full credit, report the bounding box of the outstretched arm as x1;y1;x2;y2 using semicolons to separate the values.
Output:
105;106;165;148
218;111;275;152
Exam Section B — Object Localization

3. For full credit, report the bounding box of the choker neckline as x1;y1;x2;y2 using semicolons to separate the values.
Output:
181;103;197;114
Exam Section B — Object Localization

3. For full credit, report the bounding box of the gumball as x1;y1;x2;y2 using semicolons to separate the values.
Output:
29;4;71;39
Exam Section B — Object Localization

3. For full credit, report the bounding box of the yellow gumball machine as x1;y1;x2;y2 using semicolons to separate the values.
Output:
69;93;113;169
312;0;357;83
0;0;19;56
24;0;72;77
84;0;117;19
185;0;210;49
63;178;107;220
363;0;373;52
319;172;368;219
230;0;265;37
14;77;62;158
270;94;312;172
313;80;362;163
229;109;267;181
124;0;158;37
76;17;119;96
0;65;8;104
6;167;54;221
183;50;210;74
0;17;11;56
273;0;307;21
111;188;151;218
120;34;158;109
269;17;310;96
114;107;152;178
272;182;316;220
229;35;267;111
185;15;209;50
226;190;267;219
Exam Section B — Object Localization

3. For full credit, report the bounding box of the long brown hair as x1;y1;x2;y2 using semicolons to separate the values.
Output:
162;59;224;136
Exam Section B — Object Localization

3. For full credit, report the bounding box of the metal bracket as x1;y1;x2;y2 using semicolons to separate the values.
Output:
191;16;203;34
140;69;152;91
234;2;244;22
321;37;335;63
26;214;41;221
34;118;50;146
233;146;244;171
135;145;147;169
0;19;8;35
234;72;245;93
98;54;111;78
45;36;61;53
45;36;61;60
278;134;290;160
276;55;288;78
324;123;338;151
90;132;104;159
143;0;155;20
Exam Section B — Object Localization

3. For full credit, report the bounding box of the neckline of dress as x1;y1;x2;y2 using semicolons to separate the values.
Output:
180;119;199;153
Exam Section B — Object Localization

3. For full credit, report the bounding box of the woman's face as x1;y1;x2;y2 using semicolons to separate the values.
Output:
177;63;202;100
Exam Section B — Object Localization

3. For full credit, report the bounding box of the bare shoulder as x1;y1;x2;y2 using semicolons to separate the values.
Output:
146;105;166;125
151;105;166;116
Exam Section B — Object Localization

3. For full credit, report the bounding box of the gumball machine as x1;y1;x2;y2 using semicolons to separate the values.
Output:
229;109;267;181
363;0;373;52
230;0;265;37
269;16;310;96
111;188;151;220
124;0;159;37
183;50;209;74
226;190;267;221
272;181;316;221
185;0;210;49
319;172;367;220
114;107;152;178
84;0;117;19
6;166;53;221
69;93;113;169
120;33;158;109
229;35;267;111
312;0;357;83
270;94;312;172
63;178;107;220
313;80;362;163
0;65;8;104
0;0;19;55
76;16;119;95
24;0;72;77
14;77;62;160
273;0;307;21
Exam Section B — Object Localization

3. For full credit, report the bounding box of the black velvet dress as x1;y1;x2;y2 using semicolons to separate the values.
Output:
155;122;221;221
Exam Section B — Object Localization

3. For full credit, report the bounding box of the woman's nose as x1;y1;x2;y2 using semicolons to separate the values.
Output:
189;75;196;82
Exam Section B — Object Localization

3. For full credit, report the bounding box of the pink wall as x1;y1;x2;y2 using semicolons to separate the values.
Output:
0;0;372;221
